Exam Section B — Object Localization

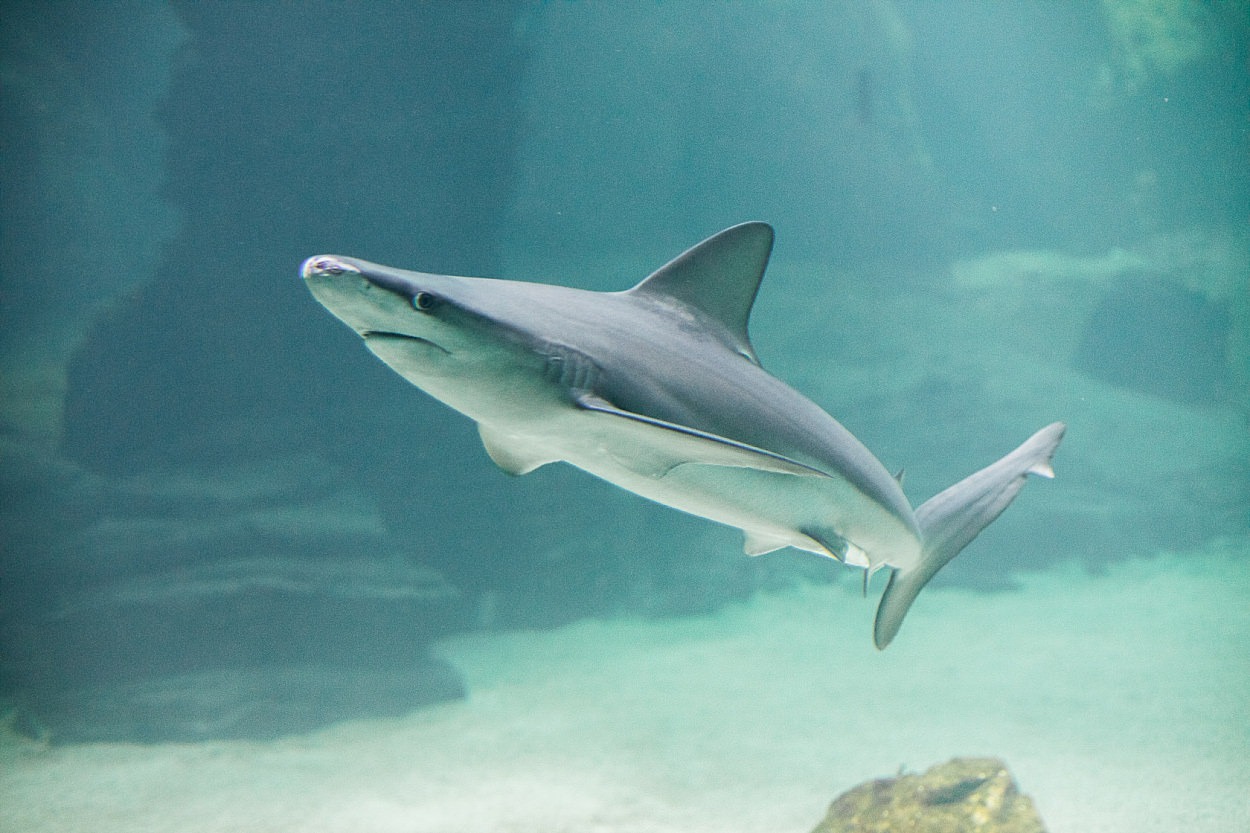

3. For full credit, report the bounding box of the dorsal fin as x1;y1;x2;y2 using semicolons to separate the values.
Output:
628;222;774;363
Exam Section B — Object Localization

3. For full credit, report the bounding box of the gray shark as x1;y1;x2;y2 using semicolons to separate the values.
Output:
302;222;1064;648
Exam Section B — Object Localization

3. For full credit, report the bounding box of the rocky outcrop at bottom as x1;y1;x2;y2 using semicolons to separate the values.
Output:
810;757;1046;833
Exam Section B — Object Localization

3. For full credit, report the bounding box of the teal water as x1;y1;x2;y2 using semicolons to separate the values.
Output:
2;3;1247;831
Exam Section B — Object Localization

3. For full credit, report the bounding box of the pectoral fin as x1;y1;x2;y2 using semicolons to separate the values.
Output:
576;394;829;479
478;424;559;476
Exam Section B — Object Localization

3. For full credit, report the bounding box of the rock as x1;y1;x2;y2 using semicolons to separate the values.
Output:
11;556;462;692
15;660;466;744
1074;275;1231;405
810;757;1046;833
108;453;343;515
0;430;471;748
0;449;394;589
508;2;939;268
55;493;391;580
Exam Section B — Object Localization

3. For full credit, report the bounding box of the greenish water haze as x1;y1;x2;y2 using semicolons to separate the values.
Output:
1;2;1247;831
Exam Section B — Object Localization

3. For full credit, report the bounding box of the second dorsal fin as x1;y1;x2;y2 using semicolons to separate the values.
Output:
627;222;774;363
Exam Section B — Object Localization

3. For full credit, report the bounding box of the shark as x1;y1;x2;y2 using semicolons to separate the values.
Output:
302;222;1064;648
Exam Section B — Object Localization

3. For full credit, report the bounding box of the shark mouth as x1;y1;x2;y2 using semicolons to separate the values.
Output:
362;330;451;354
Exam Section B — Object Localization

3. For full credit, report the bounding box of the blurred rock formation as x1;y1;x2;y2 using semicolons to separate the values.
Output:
1;453;465;743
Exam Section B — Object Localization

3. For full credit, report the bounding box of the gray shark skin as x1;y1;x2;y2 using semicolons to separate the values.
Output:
302;223;1064;648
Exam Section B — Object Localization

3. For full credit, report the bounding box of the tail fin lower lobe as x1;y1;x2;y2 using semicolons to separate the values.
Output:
873;422;1066;649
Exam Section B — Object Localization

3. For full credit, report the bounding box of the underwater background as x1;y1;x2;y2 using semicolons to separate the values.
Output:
1;2;1247;831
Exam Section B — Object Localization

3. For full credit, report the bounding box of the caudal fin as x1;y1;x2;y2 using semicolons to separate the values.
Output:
873;422;1066;649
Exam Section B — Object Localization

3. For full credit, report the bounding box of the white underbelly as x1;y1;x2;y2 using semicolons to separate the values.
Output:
556;433;921;571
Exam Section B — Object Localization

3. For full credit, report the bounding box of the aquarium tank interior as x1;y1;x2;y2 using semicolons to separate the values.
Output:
1;2;1247;831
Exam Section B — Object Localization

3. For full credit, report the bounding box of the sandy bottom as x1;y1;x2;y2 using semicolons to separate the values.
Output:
3;538;1248;833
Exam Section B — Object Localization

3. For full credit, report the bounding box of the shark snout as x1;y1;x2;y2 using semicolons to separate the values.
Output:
301;255;361;280
303;253;436;344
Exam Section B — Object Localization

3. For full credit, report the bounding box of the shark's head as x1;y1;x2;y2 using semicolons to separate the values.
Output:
302;255;465;360
301;254;557;418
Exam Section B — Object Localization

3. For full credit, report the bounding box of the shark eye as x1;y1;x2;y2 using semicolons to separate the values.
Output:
412;291;438;312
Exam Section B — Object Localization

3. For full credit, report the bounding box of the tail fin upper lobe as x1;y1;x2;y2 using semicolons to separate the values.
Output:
873;422;1066;649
